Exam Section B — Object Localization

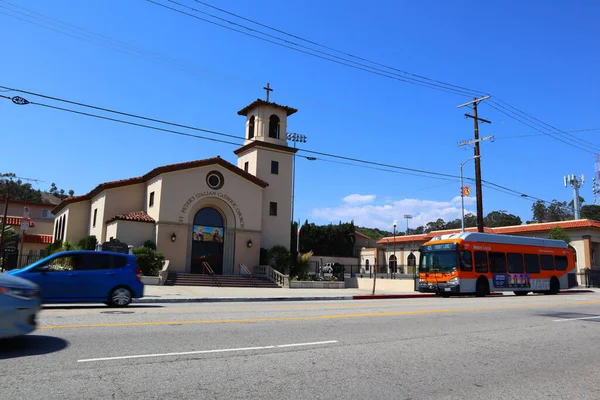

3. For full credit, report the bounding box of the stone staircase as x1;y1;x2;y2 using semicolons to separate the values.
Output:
165;272;281;288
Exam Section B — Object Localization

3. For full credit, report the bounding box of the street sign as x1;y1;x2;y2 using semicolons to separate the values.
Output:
23;206;30;218
20;218;29;231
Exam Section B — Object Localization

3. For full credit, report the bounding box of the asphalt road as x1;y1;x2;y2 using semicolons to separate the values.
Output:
2;293;600;399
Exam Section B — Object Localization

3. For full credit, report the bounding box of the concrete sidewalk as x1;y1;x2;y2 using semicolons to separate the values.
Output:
133;285;598;304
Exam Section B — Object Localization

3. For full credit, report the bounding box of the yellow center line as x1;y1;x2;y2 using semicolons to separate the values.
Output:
41;301;423;313
39;299;600;330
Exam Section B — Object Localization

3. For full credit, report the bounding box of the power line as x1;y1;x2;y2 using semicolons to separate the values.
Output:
0;86;551;205
5;0;596;156
493;127;600;140
486;101;600;154
148;0;600;154
491;98;599;149
146;0;483;98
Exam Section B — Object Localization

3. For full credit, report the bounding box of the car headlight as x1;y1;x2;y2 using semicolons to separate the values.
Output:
448;277;460;285
0;286;40;299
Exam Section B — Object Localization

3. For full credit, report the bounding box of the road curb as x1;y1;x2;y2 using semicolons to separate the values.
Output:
133;293;438;304
133;296;355;304
352;294;435;300
560;289;596;294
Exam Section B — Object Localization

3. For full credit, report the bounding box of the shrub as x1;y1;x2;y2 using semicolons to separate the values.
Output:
143;240;157;250
77;235;98;250
269;245;291;274
133;246;165;276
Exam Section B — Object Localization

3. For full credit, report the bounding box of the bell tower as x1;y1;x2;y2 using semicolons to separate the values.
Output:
234;84;298;250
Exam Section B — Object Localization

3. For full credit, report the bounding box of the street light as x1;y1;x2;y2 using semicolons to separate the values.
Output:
404;214;412;277
393;219;397;276
460;155;480;232
286;133;307;252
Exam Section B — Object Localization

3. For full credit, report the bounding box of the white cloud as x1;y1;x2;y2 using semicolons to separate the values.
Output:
342;194;376;204
310;194;477;231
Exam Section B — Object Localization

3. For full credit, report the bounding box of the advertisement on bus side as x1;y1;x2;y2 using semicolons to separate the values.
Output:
493;273;531;288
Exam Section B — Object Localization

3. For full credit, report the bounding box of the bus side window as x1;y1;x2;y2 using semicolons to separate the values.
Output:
540;254;555;271
507;253;524;273
524;254;540;274
489;252;507;273
554;255;568;271
474;251;488;273
460;250;473;271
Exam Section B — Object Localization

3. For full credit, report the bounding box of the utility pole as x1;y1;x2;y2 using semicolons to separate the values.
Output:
458;96;492;233
565;174;584;219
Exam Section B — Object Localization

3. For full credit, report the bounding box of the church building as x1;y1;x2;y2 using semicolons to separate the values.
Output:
51;94;298;275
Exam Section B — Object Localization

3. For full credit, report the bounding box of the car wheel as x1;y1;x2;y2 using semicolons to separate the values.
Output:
109;287;132;307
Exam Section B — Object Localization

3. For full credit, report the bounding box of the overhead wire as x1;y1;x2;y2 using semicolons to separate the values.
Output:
0;86;551;204
3;0;597;153
147;0;600;153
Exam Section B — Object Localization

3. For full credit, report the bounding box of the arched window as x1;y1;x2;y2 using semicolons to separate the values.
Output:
389;254;397;273
268;114;280;139
248;116;255;139
365;259;370;271
407;253;416;267
193;207;223;227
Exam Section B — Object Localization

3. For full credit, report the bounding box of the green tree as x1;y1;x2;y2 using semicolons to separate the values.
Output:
547;200;572;221
547;225;571;244
531;200;548;223
49;182;75;200
581;204;600;221
425;218;446;232
484;211;522;227
1;173;43;203
268;245;291;273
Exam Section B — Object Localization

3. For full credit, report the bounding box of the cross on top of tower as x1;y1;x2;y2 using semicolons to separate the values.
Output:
263;82;273;102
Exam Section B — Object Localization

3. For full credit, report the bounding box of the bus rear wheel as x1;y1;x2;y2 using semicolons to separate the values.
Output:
475;278;489;297
545;277;560;295
514;291;528;296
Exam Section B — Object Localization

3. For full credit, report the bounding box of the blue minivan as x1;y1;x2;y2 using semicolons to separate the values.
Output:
7;250;144;307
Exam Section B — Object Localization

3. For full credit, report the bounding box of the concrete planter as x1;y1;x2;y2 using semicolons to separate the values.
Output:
290;281;345;289
142;276;159;285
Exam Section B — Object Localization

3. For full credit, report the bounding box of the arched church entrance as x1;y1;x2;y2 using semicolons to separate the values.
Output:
190;207;225;274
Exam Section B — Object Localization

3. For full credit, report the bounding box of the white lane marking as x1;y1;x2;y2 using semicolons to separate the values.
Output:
553;315;600;322
78;340;339;363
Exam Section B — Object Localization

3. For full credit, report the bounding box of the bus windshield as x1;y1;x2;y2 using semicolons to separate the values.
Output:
419;250;458;273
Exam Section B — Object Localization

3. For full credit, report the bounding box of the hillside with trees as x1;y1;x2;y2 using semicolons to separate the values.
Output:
0;172;74;203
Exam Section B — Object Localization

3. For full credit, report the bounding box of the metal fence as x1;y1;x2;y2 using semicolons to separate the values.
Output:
0;253;45;272
578;270;600;288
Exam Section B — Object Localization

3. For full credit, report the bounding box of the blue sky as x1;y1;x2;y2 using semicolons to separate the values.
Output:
1;0;599;232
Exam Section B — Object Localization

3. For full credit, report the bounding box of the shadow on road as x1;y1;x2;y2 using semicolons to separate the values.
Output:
539;311;600;321
42;304;164;310
0;335;69;359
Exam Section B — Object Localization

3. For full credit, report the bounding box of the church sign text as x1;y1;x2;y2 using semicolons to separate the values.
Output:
179;191;245;228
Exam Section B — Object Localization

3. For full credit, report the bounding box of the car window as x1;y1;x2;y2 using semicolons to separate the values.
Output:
36;254;80;272
113;255;129;269
75;254;113;271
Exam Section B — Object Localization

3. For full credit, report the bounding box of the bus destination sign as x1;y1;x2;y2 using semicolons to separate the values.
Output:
422;243;458;251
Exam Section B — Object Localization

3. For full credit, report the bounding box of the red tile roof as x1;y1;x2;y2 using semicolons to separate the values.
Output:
237;99;298;116
52;156;269;214
106;211;155;224
0;216;35;227
23;234;53;244
354;231;374;240
376;219;600;244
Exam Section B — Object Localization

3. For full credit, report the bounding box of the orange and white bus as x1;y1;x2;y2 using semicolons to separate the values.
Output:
417;232;578;297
